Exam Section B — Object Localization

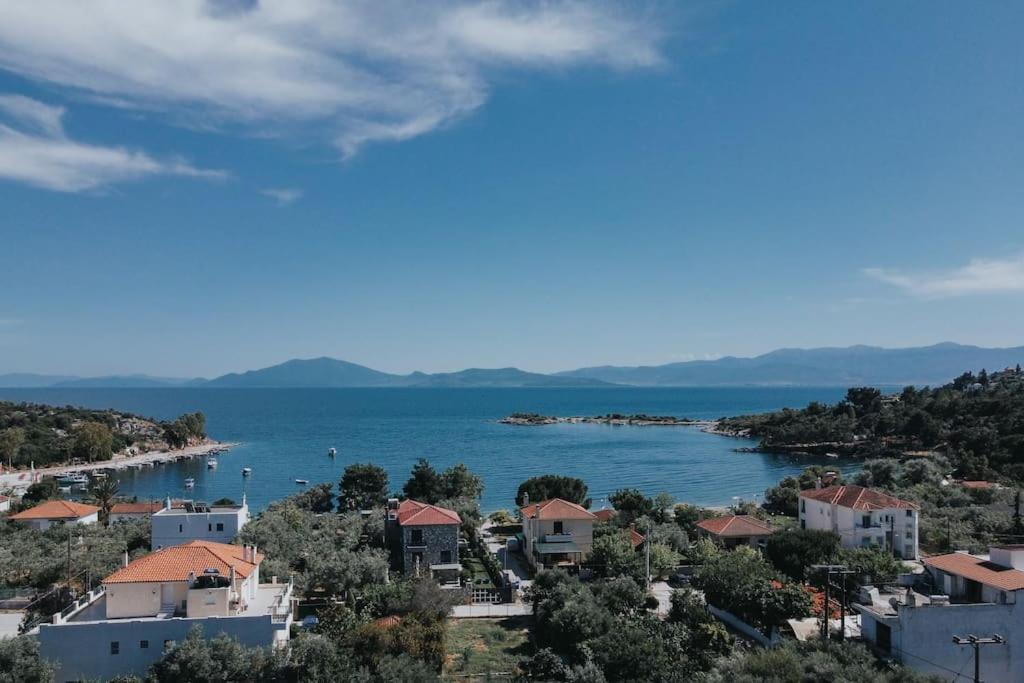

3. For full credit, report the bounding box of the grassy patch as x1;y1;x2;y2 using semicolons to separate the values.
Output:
462;557;495;589
444;617;531;681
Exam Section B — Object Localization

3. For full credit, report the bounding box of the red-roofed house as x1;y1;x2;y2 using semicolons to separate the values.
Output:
9;500;99;530
799;485;919;559
386;498;461;581
593;508;617;523
521;498;597;570
109;501;165;523
696;515;774;549
36;540;293;682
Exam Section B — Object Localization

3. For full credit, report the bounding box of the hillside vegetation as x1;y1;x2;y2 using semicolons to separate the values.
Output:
0;402;207;468
720;366;1024;482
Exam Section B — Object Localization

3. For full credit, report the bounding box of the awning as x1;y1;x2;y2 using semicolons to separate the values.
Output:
429;563;462;571
534;541;582;554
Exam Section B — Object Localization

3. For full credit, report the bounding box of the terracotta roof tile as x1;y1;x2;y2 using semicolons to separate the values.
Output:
696;515;774;538
104;541;262;584
629;528;645;549
925;553;1024;592
10;500;99;521
798;485;919;511
110;502;164;515
397;499;461;526
521;499;596;521
593;509;617;523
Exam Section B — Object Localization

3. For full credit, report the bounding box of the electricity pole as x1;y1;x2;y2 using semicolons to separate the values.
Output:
811;564;856;642
952;634;1004;683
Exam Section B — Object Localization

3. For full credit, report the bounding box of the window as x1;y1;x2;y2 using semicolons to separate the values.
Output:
178;524;183;533
862;515;871;527
906;509;914;517
208;523;212;531
906;531;913;539
216;523;224;532
411;551;424;567
440;550;452;563
110;642;119;655
800;520;805;529
140;640;149;649
410;529;424;545
553;521;564;535
800;500;806;513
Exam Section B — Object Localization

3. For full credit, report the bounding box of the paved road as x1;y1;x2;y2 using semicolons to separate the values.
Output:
650;581;673;616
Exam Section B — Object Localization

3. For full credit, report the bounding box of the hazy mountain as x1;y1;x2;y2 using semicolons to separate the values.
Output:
557;343;1024;386
53;375;205;388
204;357;400;387
0;373;80;388
404;367;611;388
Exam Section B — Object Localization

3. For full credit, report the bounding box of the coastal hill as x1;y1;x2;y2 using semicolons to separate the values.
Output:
3;343;1024;388
557;343;1024;387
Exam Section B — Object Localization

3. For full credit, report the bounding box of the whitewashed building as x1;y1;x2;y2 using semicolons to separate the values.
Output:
798;484;919;559
151;497;249;549
855;546;1024;683
9;500;99;530
36;540;292;681
521;498;597;570
109;501;165;524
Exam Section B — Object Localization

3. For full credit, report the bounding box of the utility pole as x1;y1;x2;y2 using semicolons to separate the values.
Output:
67;528;72;587
811;564;856;642
952;634;1004;683
645;521;652;589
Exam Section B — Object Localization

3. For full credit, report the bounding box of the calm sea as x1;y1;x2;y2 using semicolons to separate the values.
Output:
0;387;854;513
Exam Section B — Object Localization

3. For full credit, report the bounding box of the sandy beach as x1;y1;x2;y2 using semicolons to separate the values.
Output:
0;441;236;492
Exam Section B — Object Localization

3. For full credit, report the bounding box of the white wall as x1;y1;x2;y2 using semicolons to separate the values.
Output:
798;497;918;559
20;512;98;531
151;505;248;549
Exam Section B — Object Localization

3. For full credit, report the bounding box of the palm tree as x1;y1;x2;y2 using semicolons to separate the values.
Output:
89;478;120;527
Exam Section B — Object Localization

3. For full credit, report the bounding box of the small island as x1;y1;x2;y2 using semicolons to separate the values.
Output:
499;412;715;427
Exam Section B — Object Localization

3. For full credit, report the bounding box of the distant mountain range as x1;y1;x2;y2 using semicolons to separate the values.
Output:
2;343;1022;389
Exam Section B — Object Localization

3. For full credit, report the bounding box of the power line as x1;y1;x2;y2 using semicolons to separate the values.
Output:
952;634;1004;683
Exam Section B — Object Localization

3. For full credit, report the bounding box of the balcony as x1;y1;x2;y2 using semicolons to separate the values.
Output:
542;533;575;543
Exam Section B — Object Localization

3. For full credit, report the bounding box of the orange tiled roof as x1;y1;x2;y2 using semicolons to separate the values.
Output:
629;527;645;549
372;615;402;629
110;502;164;515
10;500;99;521
397;499;461;526
696;515;774;538
799;485;919;511
103;541;263;584
521;498;596;521
593;509;617;523
960;481;994;490
925;552;1024;592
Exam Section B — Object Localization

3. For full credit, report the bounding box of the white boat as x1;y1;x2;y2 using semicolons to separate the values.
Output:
58;472;89;486
295;479;308;485
206;456;218;468
328;447;336;457
184;477;195;488
242;467;252;477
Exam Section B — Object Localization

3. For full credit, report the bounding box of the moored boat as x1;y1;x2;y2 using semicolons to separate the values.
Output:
184;477;195;488
206;456;218;468
242;467;252;476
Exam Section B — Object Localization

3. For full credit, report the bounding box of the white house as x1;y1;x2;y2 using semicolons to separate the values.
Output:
151;497;249;549
36;540;292;681
855;546;1024;683
9;500;99;530
521;498;597;570
109;501;165;524
798;485;919;559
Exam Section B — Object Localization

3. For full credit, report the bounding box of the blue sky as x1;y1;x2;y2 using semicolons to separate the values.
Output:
1;1;1023;378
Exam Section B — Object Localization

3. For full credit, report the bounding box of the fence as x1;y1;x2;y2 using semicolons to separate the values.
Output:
471;588;503;604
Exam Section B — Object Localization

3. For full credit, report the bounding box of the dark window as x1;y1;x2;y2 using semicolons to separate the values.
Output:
208;523;212;531
553;521;564;535
410;529;423;545
178;524;183;533
906;509;913;517
800;500;805;513
216;523;224;532
140;640;149;649
412;551;424;567
440;550;452;563
800;520;806;529
110;642;119;655
861;515;871;527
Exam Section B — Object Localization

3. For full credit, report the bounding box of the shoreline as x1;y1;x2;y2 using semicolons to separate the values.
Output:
0;440;237;491
499;414;720;428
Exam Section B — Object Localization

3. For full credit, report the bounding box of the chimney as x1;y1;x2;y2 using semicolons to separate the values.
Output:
165;495;172;510
123;549;129;567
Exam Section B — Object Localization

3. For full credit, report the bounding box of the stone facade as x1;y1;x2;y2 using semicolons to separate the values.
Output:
389;522;459;573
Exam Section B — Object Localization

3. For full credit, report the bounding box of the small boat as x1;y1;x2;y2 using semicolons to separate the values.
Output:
91;471;107;479
184;477;195;488
58;472;90;486
825;452;840;459
242;467;252;477
206;456;218;468
58;485;72;493
328;447;336;457
295;479;308;485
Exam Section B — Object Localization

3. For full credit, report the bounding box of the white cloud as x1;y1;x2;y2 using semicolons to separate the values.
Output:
864;253;1024;298
261;187;303;206
0;94;228;192
0;1;664;157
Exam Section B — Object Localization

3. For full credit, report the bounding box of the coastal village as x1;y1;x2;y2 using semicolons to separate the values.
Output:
1;368;1024;681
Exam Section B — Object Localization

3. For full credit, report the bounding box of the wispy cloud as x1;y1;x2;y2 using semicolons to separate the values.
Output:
0;94;227;192
864;253;1024;298
260;187;303;206
0;2;665;158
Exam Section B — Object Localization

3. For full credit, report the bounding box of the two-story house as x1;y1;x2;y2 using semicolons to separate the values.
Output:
9;500;99;530
520;498;597;571
798;484;919;559
855;546;1024;683
151;496;250;549
385;499;461;583
35;540;293;682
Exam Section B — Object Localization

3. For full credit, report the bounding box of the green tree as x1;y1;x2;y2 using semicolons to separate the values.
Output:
88;478;120;527
403;459;445;504
590;530;642;581
21;479;60;506
0;631;53;683
764;528;842;581
340;463;390;510
147;626;271;682
441;463;483;500
608;489;652;522
293;483;335;513
72;421;113;462
0;427;25;470
515;475;590;508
